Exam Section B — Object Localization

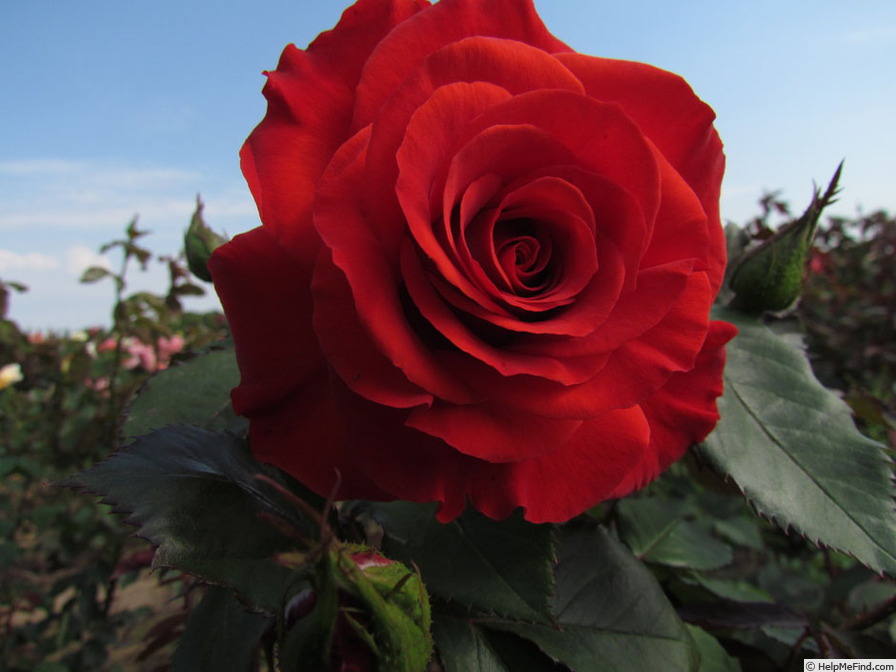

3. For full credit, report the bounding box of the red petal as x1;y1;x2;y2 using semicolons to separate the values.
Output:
241;48;352;258
400;238;605;383
363;36;583;258
463;90;662;230
462;405;651;522
582;271;714;412
305;0;431;88
639;147;711;276
609;320;738;498
398;117;579;318
406;401;583;462
242;0;430;253
513;258;695;359
448;266;710;420
208;226;319;415
556;53;726;291
353;0;571;129
332;377;649;523
248;368;393;501
313;123;473;405
312;250;433;409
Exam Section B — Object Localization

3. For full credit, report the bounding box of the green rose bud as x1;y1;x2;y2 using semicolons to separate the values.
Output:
279;544;432;672
336;547;432;672
184;196;228;283
729;163;842;312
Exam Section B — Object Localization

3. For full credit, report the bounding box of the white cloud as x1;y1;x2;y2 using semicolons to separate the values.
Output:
0;158;256;238
0;158;199;185
0;159;202;233
0;249;59;273
0;159;81;176
3;242;221;331
843;26;896;44
0;157;241;329
0;245;113;277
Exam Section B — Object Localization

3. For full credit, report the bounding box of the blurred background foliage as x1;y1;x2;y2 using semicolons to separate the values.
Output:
1;211;229;671
1;197;894;670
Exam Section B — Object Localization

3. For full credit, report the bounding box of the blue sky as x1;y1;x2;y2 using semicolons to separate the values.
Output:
1;0;894;330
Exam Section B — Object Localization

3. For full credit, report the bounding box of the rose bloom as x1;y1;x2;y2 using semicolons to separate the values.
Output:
211;0;737;523
0;363;23;390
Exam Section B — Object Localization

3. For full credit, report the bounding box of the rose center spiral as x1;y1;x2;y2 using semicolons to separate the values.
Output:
494;220;553;296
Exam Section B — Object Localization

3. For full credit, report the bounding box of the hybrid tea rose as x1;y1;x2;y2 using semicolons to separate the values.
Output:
210;0;737;523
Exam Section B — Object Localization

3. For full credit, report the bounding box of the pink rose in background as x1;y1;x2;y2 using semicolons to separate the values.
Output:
96;334;186;372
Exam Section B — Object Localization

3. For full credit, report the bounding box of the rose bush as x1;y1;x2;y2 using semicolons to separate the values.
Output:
210;0;736;523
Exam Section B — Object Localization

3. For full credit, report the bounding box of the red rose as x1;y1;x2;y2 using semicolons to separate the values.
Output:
210;0;737;523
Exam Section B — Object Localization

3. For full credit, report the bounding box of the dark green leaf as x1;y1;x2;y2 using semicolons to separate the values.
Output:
700;307;896;575
128;290;166;312
492;526;694;672
678;600;807;631
80;266;111;284
433;619;567;672
616;498;733;570
174;282;206;297
686;625;741;672
433;619;508;672
100;239;126;254
63;426;314;611
690;574;774;604
0;539;20;566
123;346;244;441
367;501;555;624
171;586;270;672
711;516;764;552
34;663;70;672
823;626;896;658
126;243;152;269
125;215;148;240
846;579;896;613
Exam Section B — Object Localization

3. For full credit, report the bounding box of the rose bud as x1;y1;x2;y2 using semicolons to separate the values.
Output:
211;0;738;523
280;545;432;672
184;196;228;282
730;163;842;312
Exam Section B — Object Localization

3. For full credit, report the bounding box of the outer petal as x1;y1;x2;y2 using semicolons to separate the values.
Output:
240;45;352;260
208;226;319;414
406;400;583;462
555;53;727;291
312;250;434;410
313;119;476;405
303;0;431;87
608;320;738;498
638;145;711;277
479;405;651;523
242;0;430;253
582;272;714;413
333;376;650;523
248;369;393;501
310;125;438;408
352;0;571;129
